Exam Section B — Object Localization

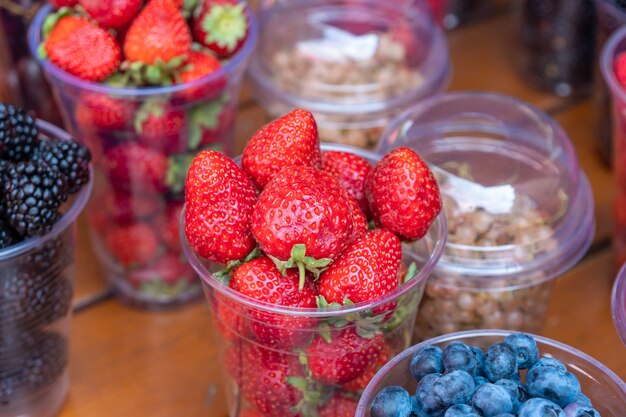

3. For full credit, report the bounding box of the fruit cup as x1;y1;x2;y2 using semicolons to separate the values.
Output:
28;3;259;308
355;330;626;417
247;0;450;149
182;143;447;417
612;262;626;346
0;120;92;417
377;91;595;342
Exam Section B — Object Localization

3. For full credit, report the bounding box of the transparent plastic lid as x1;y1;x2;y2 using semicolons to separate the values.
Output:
613;262;626;346
248;0;450;114
377;91;595;283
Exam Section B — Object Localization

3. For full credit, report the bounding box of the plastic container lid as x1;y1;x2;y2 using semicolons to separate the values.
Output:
377;91;595;285
612;262;626;346
247;0;450;116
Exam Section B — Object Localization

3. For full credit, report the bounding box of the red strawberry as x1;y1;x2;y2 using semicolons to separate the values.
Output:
192;0;249;59
347;195;368;239
44;15;121;82
366;147;441;242
322;150;372;217
318;228;401;306
242;108;322;188
306;328;384;385
78;0;142;29
128;253;196;287
123;0;192;66
318;393;358;417
157;203;184;253
251;166;354;285
105;221;161;268
184;149;257;263
343;343;391;392
99;189;162;223
104;143;169;192
615;51;626;89
74;93;134;131
230;257;318;349
240;344;305;417
135;102;187;153
239;409;264;417
48;0;78;7
212;293;251;341
178;51;225;102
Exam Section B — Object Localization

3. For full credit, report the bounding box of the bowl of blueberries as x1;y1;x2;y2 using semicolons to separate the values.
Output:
355;330;626;417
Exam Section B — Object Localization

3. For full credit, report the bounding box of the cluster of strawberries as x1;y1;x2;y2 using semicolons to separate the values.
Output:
184;108;442;417
42;0;248;86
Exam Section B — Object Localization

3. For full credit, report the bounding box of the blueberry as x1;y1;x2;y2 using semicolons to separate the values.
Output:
495;378;528;412
471;383;514;417
444;404;482;417
432;370;475;407
493;414;515;417
470;346;485;376
503;333;540;369
527;360;581;408
410;346;444;382
518;398;566;417
474;375;489;387
415;373;445;416
533;357;567;372
484;343;518;382
411;396;428;417
563;402;601;417
574;393;592;407
371;386;414;417
443;342;477;375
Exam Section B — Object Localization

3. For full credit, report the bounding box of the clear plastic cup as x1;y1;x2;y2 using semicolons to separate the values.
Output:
601;25;626;269
377;91;595;342
512;0;596;97
355;330;626;417
248;0;450;149
28;3;258;309
612;262;626;346
0;121;92;417
182;143;447;417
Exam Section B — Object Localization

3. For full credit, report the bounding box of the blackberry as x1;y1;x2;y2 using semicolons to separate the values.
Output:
3;160;68;237
22;234;72;280
0;218;19;250
0;103;39;162
32;139;91;194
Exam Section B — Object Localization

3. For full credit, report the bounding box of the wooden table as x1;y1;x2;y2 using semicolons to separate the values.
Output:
60;6;626;417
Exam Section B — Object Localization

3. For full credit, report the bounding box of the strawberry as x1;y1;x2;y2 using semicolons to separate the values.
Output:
78;0;142;29
318;393;358;417
251;166;354;287
230;257;318;349
366;147;441;242
306;328;384;385
318;228;402;306
104;143;169;192
44;15;121;82
157;203;184;253
128;253;196;288
123;0;192;66
347;195;368;239
240;344;305;417
187;99;234;151
184;149;257;263
177;51;225;102
192;0;248;59
343;343;391;392
74;93;134;131
212;293;251;341
99;189;162;223
242;108;322;188
47;0;78;7
322;150;372;217
615;51;626;89
239;409;264;417
105;221;161;268
135;101;187;153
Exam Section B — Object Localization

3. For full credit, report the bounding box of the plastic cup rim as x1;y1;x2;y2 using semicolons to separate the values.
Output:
601;24;626;105
612;262;626;346
0;119;93;261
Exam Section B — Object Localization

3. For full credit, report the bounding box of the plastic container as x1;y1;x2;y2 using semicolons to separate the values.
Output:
442;0;495;29
248;0;450;149
0;121;92;417
355;330;626;417
593;0;626;166
600;25;626;269
28;4;258;309
612;262;626;346
512;0;596;97
182;143;447;417
377;92;595;342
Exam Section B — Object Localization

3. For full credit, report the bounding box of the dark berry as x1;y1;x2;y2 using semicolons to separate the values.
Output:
484;343;518;382
518;398;565;417
3;160;67;237
432;370;475;408
495;378;528;413
22;234;72;278
527;360;581;408
32;139;91;194
471;383;514;416
415;373;445;415
0;217;19;249
410;345;443;382
503;333;539;369
443;342;477;375
444;404;482;417
563;402;600;417
0;103;39;162
371;386;413;417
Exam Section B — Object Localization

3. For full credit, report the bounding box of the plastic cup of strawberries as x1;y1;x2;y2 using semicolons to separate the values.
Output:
181;109;447;417
28;0;259;308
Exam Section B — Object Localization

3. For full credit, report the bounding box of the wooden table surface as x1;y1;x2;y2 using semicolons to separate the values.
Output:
61;7;625;417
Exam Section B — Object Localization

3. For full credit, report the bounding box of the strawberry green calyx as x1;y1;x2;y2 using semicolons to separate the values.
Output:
287;376;329;417
124;55;187;86
402;262;418;283
42;7;75;38
134;100;166;134
213;246;261;283
166;153;196;194
188;97;227;149
200;3;246;52
270;244;333;291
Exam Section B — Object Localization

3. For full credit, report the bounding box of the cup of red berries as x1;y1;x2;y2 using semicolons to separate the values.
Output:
612;262;626;347
356;330;626;417
27;0;258;308
0;104;92;416
181;109;447;417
